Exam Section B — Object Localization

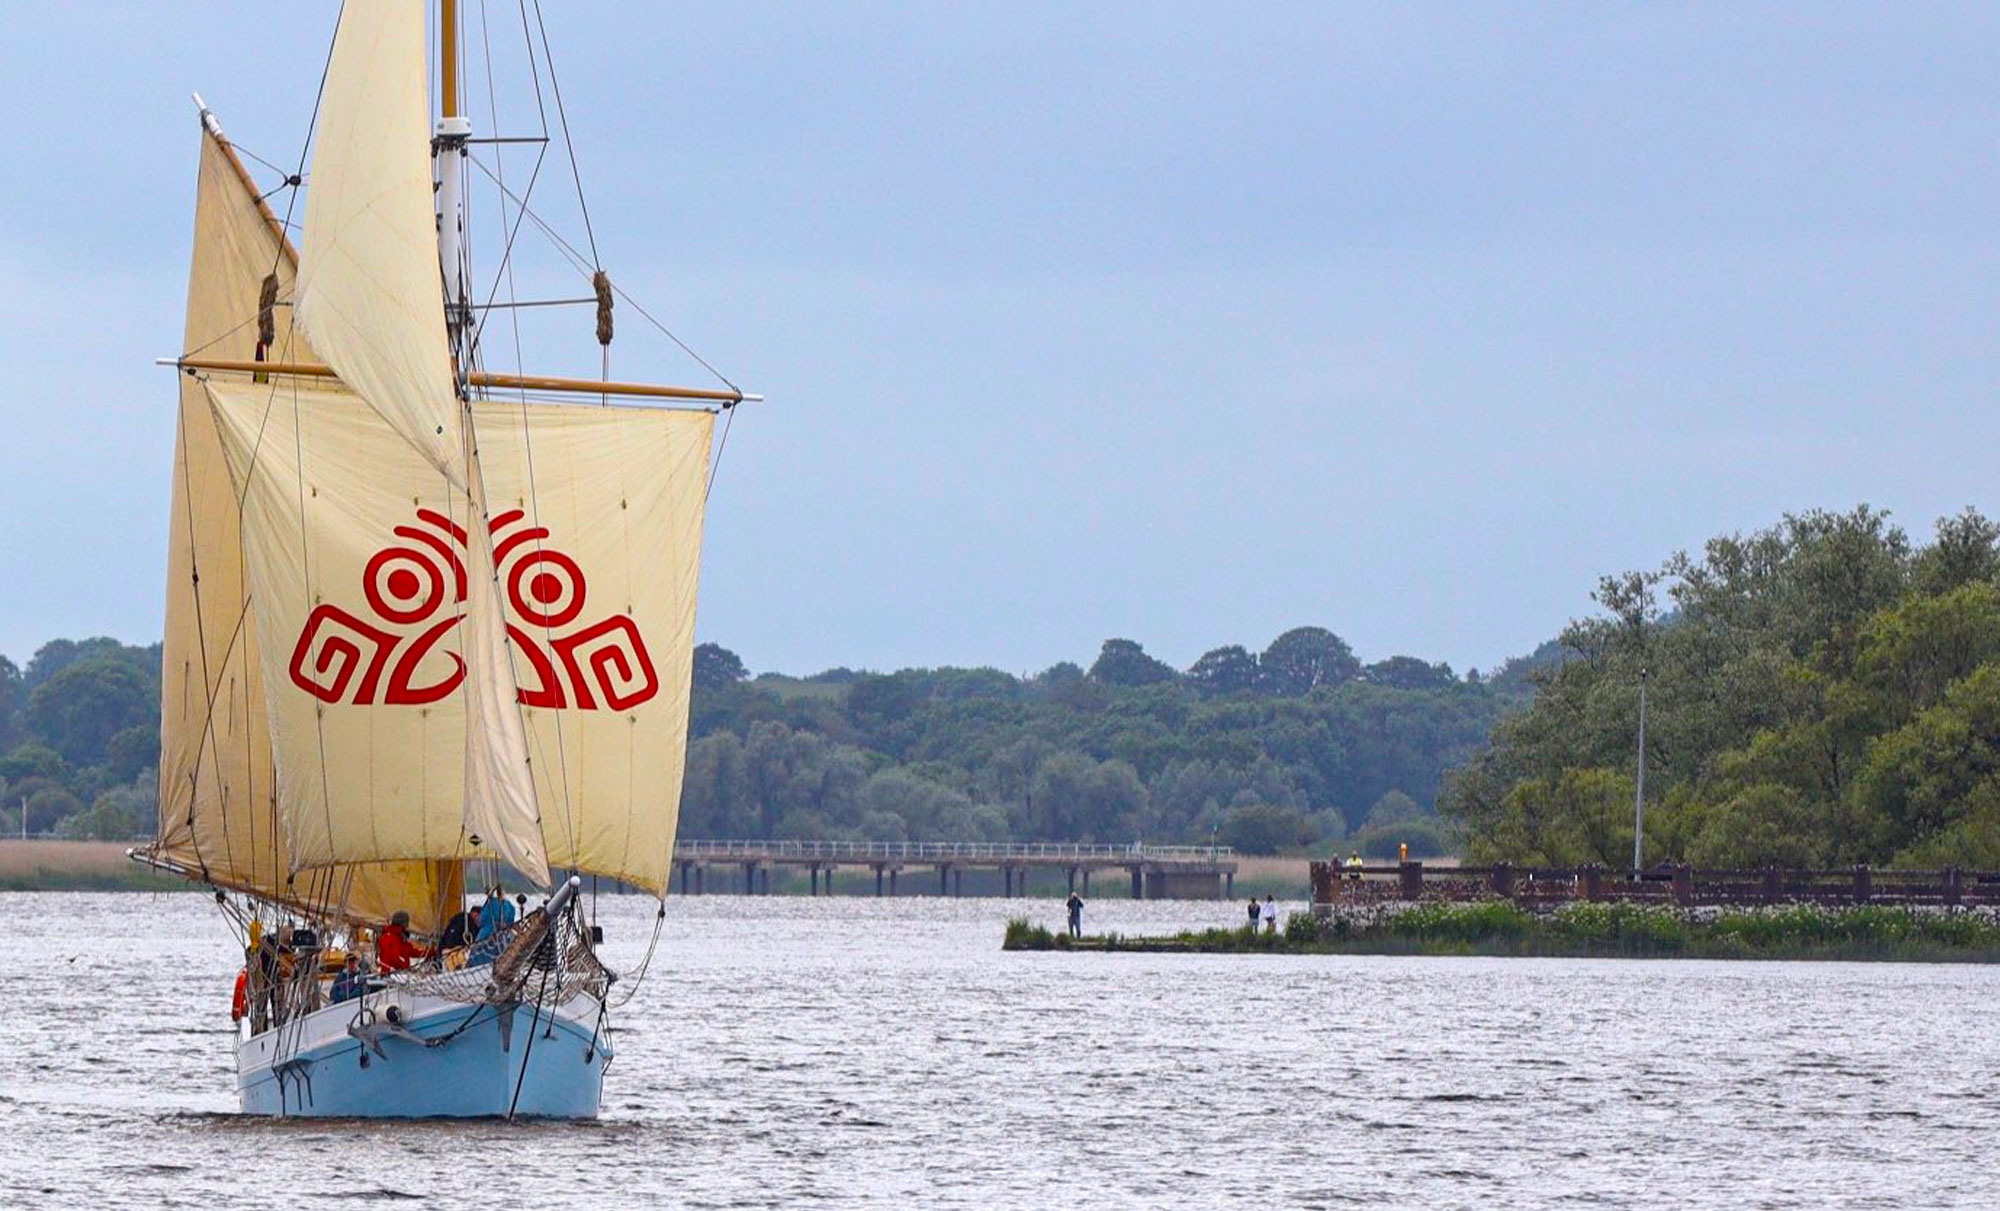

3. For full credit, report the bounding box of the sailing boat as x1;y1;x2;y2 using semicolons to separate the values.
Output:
135;0;749;1117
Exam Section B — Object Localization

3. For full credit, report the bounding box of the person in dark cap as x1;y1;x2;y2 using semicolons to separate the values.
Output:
376;910;430;973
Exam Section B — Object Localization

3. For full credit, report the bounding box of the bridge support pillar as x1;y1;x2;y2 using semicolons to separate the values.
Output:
954;868;964;897
1398;861;1424;901
759;867;770;895
694;865;705;895
810;865;820;896
874;865;884;896
939;865;950;896
1066;866;1076;893
1130;865;1143;900
890;868;899;896
1081;869;1091;895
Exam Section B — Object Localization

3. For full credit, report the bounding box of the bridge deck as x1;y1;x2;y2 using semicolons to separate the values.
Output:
667;840;1240;899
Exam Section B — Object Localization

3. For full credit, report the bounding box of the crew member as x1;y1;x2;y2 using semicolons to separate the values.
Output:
330;954;367;1003
376;910;430;972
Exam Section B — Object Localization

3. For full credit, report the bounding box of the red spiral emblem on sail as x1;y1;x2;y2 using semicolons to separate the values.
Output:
286;508;656;711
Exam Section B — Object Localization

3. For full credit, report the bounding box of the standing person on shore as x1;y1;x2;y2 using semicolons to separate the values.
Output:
1066;891;1084;938
1261;895;1278;933
1246;896;1261;930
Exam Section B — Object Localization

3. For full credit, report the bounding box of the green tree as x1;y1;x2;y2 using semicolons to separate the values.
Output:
26;657;152;767
1220;803;1318;854
693;643;750;691
23;785;85;834
1087;639;1178;688
1028;752;1149;841
1187;645;1259;697
1257;626;1359;695
57;784;153;840
0;655;22;753
1363;656;1457;692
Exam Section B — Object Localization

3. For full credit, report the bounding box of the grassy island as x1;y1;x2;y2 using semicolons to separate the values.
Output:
1004;901;2000;963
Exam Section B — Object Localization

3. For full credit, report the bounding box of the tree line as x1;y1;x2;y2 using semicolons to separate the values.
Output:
2;625;1531;855
1443;505;2000;870
0;637;162;841
681;626;1526;855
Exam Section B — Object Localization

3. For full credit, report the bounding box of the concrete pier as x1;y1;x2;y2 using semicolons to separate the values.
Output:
669;840;1240;899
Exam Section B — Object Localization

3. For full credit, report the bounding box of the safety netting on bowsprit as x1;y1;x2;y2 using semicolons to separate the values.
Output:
387;907;613;1008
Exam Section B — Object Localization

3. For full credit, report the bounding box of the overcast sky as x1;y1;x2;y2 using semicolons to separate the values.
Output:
3;2;1997;678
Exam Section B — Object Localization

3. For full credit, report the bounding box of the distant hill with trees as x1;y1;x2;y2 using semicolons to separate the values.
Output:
1443;506;2000;870
679;625;1517;856
1;625;1519;856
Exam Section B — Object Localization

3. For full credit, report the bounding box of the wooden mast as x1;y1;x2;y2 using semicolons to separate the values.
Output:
441;0;459;120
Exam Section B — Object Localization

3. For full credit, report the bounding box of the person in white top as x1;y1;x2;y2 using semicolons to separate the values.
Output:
1260;895;1278;933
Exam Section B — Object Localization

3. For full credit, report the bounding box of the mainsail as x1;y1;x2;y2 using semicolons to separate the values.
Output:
153;121;459;930
203;381;713;897
294;0;546;885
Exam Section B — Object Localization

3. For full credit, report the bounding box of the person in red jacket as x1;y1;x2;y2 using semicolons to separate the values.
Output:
376;910;431;972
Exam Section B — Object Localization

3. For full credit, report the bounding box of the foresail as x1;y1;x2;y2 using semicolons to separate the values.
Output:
203;377;711;897
294;0;548;884
156;123;458;931
294;0;461;480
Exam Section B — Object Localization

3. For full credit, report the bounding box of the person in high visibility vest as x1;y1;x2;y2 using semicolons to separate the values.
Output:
1345;851;1364;881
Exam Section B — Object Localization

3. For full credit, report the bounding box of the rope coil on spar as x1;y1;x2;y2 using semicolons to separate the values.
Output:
592;270;613;347
256;273;279;348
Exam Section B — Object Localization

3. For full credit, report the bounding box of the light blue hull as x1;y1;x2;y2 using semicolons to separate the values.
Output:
238;993;610;1118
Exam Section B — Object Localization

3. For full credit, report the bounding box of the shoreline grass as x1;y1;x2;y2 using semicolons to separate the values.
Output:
1003;902;2000;963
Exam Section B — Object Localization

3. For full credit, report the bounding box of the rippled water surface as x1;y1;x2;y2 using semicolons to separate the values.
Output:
3;891;1997;1208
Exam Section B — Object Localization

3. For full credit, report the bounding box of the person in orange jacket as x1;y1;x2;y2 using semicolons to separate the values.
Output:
376;910;431;972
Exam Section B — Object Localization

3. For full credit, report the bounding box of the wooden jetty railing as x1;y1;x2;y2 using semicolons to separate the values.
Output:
1308;861;2000;909
668;839;1239;898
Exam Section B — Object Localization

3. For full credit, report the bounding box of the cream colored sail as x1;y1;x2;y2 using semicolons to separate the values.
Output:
477;400;714;896
153;122;458;931
294;0;462;480
294;0;548;885
202;380;711;895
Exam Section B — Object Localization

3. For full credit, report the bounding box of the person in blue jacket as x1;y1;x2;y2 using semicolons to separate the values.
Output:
476;885;517;941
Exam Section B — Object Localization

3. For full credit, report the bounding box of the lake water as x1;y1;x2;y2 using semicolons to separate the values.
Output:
2;891;1995;1209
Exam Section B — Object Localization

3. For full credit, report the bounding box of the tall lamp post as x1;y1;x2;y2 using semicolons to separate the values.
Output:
1632;667;1649;876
